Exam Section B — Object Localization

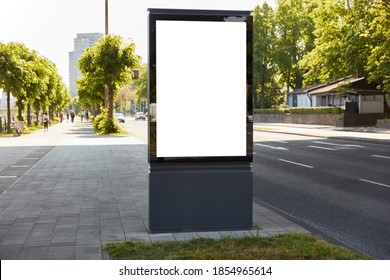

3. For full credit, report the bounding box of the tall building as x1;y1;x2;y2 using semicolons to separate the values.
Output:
69;33;103;97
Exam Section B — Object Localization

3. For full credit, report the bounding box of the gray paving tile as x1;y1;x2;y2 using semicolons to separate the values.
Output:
124;232;151;242
196;231;222;239
173;232;198;241
0;245;22;259
47;245;75;260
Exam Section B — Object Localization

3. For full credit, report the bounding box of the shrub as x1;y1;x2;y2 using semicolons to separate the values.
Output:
93;108;124;134
289;106;343;114
254;108;289;114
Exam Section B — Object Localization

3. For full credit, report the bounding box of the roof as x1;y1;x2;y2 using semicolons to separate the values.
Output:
310;77;364;94
290;77;383;96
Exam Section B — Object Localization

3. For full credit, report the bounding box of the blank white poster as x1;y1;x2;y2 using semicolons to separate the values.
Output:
156;20;247;158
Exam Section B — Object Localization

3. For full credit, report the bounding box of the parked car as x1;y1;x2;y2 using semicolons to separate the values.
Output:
114;113;125;123
135;112;146;120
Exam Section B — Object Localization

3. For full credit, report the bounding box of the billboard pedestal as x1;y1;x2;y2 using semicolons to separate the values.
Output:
148;163;253;233
148;9;253;233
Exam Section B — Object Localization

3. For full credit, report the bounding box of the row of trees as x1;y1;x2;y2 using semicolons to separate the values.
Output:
77;34;141;133
0;42;71;133
254;0;390;108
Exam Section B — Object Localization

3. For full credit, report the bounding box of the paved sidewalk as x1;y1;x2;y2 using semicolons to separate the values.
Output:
254;122;390;143
0;121;308;260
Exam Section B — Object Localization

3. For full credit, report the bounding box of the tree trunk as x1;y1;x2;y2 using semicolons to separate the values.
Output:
27;104;31;126
108;85;114;120
260;82;265;109
104;86;109;108
6;91;11;133
18;103;23;121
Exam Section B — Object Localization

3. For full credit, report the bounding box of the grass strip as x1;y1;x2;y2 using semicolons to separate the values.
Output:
105;233;369;260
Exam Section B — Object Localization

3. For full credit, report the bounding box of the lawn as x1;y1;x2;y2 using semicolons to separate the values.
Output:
105;233;370;260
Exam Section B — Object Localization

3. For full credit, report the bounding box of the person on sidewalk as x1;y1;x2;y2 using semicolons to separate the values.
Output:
43;112;49;131
59;112;64;123
70;111;75;123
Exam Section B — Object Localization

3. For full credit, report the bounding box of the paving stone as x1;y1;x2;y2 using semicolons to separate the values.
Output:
0;245;22;259
0;122;310;260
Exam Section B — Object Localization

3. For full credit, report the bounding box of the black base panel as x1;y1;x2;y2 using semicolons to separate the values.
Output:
149;167;253;232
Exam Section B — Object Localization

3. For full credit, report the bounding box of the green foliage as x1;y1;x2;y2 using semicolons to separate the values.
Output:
289;106;343;114
274;0;316;93
254;106;343;114
0;41;70;133
78;35;141;120
105;233;369;260
300;0;390;91
251;0;389;107
254;108;289;114
93;107;124;134
133;63;147;102
253;3;282;108
365;1;390;92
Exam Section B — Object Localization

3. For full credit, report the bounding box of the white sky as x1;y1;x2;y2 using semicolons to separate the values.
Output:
0;0;274;88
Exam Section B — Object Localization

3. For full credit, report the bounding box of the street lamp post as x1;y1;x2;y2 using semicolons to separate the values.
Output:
104;0;109;107
105;0;109;35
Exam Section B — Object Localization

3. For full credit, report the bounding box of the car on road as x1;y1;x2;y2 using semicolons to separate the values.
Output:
135;112;146;120
114;113;125;123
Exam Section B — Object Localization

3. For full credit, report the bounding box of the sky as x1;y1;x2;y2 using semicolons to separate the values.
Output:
0;0;274;87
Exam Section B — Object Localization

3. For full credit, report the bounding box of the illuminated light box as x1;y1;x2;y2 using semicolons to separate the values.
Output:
148;9;253;163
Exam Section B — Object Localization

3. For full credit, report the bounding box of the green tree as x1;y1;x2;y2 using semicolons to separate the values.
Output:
0;42;31;132
300;0;376;85
253;3;281;108
274;0;316;94
77;74;104;115
133;63;147;103
115;84;135;115
1;42;70;130
366;0;390;92
78;35;141;120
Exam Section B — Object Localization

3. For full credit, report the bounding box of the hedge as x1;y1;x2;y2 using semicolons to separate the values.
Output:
289;106;343;114
253;108;289;114
254;106;343;114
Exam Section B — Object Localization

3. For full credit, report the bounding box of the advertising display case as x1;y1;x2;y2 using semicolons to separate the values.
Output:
148;9;253;232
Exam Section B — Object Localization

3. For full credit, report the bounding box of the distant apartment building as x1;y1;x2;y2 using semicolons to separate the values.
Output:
69;33;103;97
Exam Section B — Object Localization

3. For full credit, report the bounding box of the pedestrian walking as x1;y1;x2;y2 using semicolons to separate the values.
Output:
59;112;64;123
66;112;69;122
80;112;84;122
70;111;75;123
43;112;49;131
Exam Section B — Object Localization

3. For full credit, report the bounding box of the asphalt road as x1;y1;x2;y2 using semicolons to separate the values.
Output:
253;131;390;259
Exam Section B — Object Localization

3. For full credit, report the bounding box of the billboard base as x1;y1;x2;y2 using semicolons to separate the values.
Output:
148;163;253;233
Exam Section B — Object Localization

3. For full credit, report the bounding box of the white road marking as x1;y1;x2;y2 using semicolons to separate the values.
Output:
312;141;365;148
276;141;288;144
0;176;17;178
11;165;30;168
359;179;390;189
255;143;289;151
278;159;314;169
371;155;390;160
308;145;337;151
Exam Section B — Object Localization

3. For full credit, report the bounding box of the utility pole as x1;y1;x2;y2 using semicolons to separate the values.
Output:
104;0;109;107
105;0;109;35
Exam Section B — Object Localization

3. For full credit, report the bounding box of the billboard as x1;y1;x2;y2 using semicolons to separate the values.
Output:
149;9;253;163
